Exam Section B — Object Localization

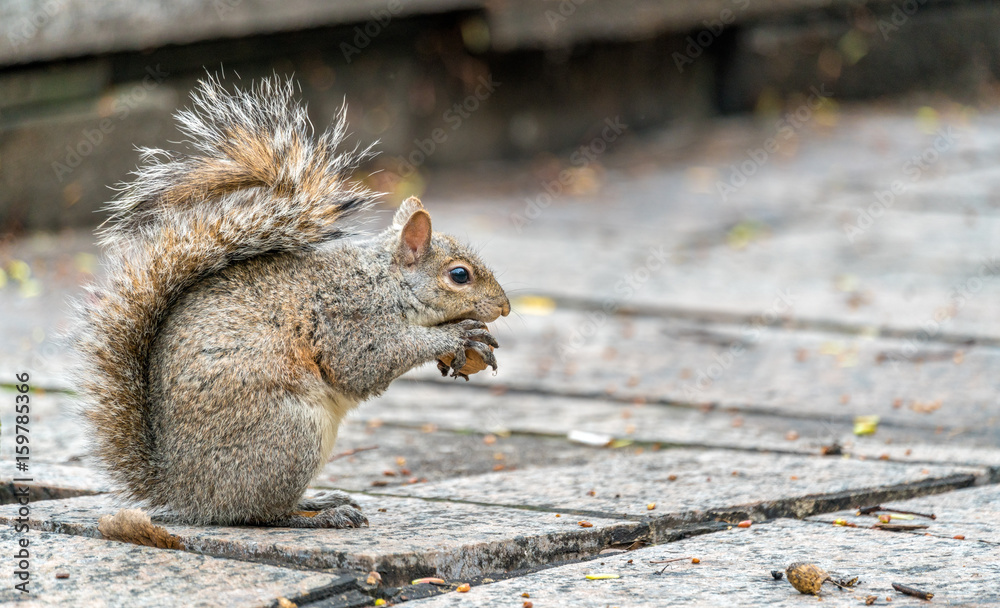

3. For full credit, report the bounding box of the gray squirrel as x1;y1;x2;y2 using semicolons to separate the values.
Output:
74;77;510;527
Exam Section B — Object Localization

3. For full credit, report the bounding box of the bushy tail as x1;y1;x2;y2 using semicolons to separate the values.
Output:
74;76;377;504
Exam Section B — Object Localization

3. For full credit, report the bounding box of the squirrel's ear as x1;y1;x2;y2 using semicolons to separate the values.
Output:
398;209;432;265
392;196;426;230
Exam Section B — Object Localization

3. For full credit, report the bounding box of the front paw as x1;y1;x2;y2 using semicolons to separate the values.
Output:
437;319;499;380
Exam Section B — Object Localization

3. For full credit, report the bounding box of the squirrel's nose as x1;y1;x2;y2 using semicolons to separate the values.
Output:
499;297;511;317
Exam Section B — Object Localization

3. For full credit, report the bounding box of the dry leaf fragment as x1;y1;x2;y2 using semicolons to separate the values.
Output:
579;521;594;528
276;599;296;608
411;577;446;585
456;583;471;593
585;573;620;580
854;415;880;435
97;509;183;550
367;571;382;586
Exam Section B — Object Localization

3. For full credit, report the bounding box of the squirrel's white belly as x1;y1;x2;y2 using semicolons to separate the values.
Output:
304;386;359;464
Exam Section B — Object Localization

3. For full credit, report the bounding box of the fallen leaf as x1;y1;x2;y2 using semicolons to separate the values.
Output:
853;415;880;436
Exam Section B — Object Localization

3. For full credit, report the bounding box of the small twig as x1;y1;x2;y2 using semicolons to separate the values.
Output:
857;505;936;520
825;578;849;590
649;557;693;564
872;522;929;531
650;556;692;574
328;445;379;461
892;583;934;600
827;576;858;590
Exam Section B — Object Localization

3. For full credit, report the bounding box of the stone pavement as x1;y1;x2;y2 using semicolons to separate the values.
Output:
2;100;1000;606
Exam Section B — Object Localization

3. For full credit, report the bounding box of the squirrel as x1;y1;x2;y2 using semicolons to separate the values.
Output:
73;76;510;528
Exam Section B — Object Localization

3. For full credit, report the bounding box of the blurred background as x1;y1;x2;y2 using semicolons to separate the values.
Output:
2;0;1000;452
3;0;999;229
3;4;1000;599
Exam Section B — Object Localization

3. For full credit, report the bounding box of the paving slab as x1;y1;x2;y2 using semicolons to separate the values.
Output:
424;114;1000;340
374;448;983;525
808;483;1000;545
399;308;1000;443
0;493;641;586
405;518;1000;607
316;420;602;492
0;390;88;464
0;526;345;608
365;383;1000;471
0;462;108;505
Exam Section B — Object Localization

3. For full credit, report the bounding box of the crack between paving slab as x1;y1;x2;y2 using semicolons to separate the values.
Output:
384;381;993;445
349;416;1000;483
351;416;857;464
0;383;74;395
798;517;1000;547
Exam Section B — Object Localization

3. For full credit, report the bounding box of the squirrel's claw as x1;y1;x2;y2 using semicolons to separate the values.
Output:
449;347;468;375
314;505;369;528
455;318;488;331
477;345;498;370
466;329;499;348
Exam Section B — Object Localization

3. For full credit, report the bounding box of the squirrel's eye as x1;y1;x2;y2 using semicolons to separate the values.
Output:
449;267;470;284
